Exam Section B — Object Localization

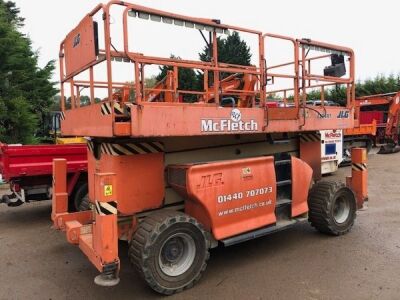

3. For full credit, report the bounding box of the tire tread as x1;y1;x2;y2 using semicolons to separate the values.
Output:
308;181;356;236
129;211;209;295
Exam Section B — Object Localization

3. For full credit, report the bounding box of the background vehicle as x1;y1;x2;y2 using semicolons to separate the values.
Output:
343;91;400;158
306;100;338;106
0;109;89;209
51;2;367;295
0;143;88;210
41;111;87;145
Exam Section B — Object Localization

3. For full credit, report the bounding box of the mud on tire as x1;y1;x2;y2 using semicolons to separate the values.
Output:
129;211;210;295
308;181;357;236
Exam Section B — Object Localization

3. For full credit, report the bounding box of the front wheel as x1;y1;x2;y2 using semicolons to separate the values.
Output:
129;211;209;295
308;181;356;235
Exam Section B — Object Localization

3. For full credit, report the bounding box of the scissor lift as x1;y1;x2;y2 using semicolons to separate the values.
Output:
52;1;367;295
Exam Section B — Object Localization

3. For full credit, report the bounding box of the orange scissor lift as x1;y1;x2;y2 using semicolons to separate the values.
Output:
52;1;367;295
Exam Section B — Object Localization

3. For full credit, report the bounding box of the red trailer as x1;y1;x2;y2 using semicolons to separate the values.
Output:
0;143;88;210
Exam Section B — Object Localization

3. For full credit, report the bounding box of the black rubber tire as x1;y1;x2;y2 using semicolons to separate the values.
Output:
129;211;210;295
308;181;356;236
366;139;373;153
73;182;90;211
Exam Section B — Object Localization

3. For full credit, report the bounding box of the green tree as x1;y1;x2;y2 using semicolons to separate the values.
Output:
356;74;400;97
306;74;400;105
155;32;252;102
0;97;38;143
0;1;57;143
199;31;251;66
197;31;252;103
198;31;252;84
156;55;198;102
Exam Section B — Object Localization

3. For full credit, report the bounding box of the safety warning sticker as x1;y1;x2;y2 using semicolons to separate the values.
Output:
104;185;113;196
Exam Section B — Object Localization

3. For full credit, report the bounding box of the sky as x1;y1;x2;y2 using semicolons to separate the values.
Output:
13;0;400;85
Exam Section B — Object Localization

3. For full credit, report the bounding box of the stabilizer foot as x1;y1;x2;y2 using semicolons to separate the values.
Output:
94;273;120;287
1;194;23;207
377;144;400;154
0;195;7;204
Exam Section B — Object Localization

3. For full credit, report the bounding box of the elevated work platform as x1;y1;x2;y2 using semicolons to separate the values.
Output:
58;1;356;138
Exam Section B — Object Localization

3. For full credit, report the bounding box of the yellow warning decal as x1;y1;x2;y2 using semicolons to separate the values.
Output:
104;185;113;196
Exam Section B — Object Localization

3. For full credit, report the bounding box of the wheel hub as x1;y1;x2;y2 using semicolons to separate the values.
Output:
163;238;184;263
159;233;196;277
333;196;350;224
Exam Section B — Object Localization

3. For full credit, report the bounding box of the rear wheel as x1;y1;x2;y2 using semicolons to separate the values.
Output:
73;182;89;211
129;211;209;295
308;181;356;235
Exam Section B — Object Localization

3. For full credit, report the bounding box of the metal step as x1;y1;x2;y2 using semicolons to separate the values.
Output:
272;139;291;144
275;159;291;166
275;198;292;220
276;198;291;207
267;134;291;145
277;179;292;187
221;217;307;247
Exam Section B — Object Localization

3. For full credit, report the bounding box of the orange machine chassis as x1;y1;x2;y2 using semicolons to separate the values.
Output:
52;0;367;291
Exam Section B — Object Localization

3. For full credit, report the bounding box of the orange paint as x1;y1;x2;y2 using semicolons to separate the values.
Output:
51;159;68;226
64;16;97;78
169;157;277;240
347;148;368;208
300;134;322;181
88;150;164;215
51;1;368;286
291;156;312;217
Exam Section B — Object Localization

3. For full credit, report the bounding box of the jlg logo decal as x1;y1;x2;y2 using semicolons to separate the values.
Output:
73;33;81;48
201;109;258;133
196;173;224;189
337;110;349;119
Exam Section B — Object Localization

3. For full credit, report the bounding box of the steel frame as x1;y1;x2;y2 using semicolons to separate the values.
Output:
58;1;356;138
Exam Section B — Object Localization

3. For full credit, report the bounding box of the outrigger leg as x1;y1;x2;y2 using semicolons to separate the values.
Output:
52;159;120;287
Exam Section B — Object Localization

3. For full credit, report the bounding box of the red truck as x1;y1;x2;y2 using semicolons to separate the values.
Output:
0;143;88;210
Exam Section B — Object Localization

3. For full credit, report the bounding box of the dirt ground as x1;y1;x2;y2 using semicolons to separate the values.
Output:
1;150;400;300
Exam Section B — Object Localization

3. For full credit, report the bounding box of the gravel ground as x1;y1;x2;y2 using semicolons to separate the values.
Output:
1;150;399;300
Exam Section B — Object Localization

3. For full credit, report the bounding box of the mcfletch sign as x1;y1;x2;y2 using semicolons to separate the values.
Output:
201;109;259;133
